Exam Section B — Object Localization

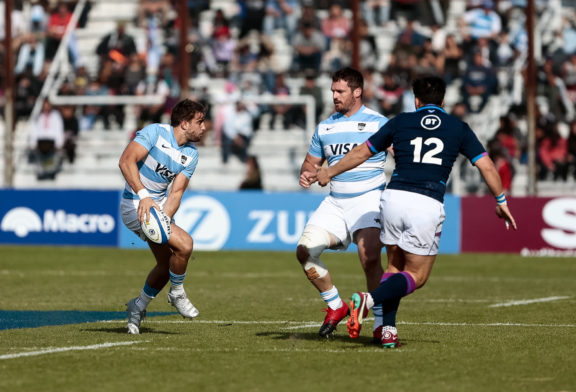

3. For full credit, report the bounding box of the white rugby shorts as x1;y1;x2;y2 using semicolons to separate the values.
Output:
120;197;168;242
305;189;382;249
380;189;445;256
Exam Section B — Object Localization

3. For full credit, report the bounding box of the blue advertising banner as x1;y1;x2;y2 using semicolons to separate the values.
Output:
120;191;461;254
0;190;119;246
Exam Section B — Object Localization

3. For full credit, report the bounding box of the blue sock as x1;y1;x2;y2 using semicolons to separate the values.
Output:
143;282;161;298
370;272;416;305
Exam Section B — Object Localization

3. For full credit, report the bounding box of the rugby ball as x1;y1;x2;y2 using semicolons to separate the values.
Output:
141;207;172;244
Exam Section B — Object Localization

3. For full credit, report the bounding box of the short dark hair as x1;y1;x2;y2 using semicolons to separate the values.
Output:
332;67;364;94
170;99;206;127
412;76;446;106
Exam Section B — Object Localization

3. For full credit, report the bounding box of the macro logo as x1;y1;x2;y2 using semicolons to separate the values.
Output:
0;207;115;237
1;207;43;237
421;114;441;130
175;195;230;250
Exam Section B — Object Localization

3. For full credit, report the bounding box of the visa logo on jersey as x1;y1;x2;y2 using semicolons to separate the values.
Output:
326;143;360;155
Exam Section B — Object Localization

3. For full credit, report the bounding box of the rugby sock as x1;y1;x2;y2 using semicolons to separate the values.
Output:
372;304;383;331
321;285;344;310
381;298;401;327
169;270;186;295
373;273;395;330
370;271;416;305
135;282;160;311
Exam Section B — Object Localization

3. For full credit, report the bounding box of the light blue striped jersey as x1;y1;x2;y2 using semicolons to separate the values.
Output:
309;105;388;198
122;123;199;201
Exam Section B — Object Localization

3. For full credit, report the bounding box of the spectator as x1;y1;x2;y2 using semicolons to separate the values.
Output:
263;0;300;41
390;0;422;21
123;54;146;95
362;0;390;27
268;72;301;129
299;1;322;30
222;101;254;164
291;22;325;74
14;73;41;123
299;71;324;122
15;34;45;77
378;71;404;117
238;0;267;38
488;140;514;194
210;25;237;76
459;0;502;57
440;34;464;83
60;105;79;164
137;0;170;74
45;2;78;65
391;19;427;61
239;155;263;190
96;20;138;67
460;48;498;113
28;100;65;180
321;3;351;49
537;121;569;181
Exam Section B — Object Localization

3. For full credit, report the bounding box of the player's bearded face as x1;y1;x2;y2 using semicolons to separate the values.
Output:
186;112;206;142
331;80;354;114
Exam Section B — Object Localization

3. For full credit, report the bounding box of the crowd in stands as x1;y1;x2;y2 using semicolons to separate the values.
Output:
1;0;576;190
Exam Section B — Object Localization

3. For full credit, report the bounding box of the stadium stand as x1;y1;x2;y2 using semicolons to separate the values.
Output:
2;0;575;195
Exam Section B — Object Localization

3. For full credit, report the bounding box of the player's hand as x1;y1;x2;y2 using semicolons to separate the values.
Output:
138;197;159;224
299;171;317;188
315;164;331;187
495;204;517;231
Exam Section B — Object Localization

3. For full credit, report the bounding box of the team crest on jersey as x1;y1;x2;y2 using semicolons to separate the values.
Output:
421;114;441;130
181;155;188;165
357;122;366;130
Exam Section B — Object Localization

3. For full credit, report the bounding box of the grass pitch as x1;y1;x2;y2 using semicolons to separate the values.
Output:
0;246;575;392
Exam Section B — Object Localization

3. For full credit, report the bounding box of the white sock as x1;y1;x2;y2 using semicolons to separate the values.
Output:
134;291;153;311
366;293;375;309
320;286;344;310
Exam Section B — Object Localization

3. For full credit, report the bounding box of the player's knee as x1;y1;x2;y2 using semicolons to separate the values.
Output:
296;226;332;280
297;225;331;261
173;233;193;258
296;244;309;264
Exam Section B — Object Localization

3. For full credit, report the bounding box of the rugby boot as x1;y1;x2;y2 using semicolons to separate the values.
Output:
318;302;349;337
126;298;146;334
381;325;401;348
168;291;199;319
347;292;370;338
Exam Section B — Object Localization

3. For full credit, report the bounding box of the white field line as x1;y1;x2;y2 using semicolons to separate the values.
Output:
489;296;571;308
0;341;145;360
100;318;576;329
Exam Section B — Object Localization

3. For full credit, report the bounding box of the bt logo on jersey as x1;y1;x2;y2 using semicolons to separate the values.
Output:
421;115;441;130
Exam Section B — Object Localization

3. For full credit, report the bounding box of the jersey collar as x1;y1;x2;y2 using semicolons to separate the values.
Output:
416;105;446;114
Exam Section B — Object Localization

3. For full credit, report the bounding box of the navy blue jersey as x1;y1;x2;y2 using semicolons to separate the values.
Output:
367;105;487;202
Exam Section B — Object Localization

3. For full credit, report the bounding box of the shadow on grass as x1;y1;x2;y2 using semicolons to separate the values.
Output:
82;326;178;335
256;330;441;348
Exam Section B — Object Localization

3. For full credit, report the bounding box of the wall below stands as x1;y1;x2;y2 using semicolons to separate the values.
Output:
0;190;574;256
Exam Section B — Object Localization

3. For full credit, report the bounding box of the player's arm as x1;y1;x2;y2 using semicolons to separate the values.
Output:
118;141;158;223
163;173;190;218
316;143;373;186
474;155;518;231
300;153;324;188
